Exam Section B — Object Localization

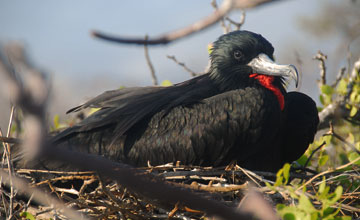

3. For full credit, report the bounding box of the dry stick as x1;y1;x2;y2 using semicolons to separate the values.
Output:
42;146;251;220
167;55;198;77
314;50;327;88
0;106;16;219
15;168;94;175
33;175;97;187
0;136;21;144
144;35;158;86
296;156;360;192
91;0;279;45
324;123;360;154
0;170;90;220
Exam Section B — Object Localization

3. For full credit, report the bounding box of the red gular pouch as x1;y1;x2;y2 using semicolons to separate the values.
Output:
249;73;284;111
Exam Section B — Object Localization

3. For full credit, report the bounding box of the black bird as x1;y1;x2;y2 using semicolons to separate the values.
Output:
21;31;319;172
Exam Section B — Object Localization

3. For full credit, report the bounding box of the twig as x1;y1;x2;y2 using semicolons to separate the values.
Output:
15;168;94;175
211;0;229;33
314;50;327;88
303;141;326;169
0;105;16;219
34;175;97;187
91;0;279;45
318;57;360;129
296;156;360;192
324;123;360;154
144;35;158;86
225;10;246;30
0;169;90;220
331;67;346;88
166;55;199;77
0;136;21;144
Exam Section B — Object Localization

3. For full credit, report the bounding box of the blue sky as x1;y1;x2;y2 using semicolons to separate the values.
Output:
0;0;332;127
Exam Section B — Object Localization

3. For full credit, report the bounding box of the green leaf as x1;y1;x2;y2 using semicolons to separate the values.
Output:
161;80;173;87
283;213;296;220
20;212;36;220
318;154;329;167
329;186;343;205
296;155;308;166
350;91;359;103
319;94;325;105
53;114;60;129
318;177;326;194
298;194;316;212
336;78;348;95
283;163;291;184
349;106;358;117
321;85;334;95
207;43;213;54
347;152;360;166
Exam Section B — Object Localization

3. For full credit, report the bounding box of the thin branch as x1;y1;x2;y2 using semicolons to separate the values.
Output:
166;55;199;77
297;156;360;192
303;141;326;169
225;10;246;30
144;35;158;86
0;169;89;220
331;67;346;88
0;136;21;144
314;50;327;88
324;123;360;154
211;0;229;33
91;0;279;45
318;57;360;129
0;105;16;219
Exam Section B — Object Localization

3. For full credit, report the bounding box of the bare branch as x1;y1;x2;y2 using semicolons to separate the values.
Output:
92;0;279;45
144;35;158;85
314;50;327;88
0;169;90;220
225;10;246;31
331;67;346;88
167;55;199;77
318;57;360;129
211;0;229;33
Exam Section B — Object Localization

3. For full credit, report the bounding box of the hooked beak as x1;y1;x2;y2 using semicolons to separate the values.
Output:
248;53;299;87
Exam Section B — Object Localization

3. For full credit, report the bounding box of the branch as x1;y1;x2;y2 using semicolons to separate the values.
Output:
0;169;89;220
144;35;158;85
91;0;279;45
167;55;199;77
314;50;327;88
318;57;360;129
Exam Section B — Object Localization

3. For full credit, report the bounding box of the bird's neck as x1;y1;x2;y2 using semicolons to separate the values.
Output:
249;73;285;110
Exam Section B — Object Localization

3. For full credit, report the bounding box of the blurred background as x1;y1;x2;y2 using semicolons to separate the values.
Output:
0;0;359;129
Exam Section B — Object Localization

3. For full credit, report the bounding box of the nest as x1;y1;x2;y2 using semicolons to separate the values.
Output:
1;161;359;220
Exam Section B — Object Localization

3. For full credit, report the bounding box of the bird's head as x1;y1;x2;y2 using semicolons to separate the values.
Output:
209;30;298;91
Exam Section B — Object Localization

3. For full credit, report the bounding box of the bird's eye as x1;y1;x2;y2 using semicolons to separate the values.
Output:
233;50;244;61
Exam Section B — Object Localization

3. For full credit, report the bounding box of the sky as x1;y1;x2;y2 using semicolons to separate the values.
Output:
0;0;333;128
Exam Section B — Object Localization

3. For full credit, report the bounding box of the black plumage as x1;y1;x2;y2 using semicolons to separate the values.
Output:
22;31;319;172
